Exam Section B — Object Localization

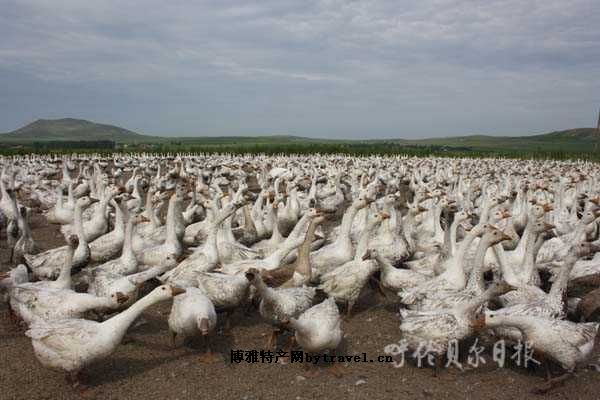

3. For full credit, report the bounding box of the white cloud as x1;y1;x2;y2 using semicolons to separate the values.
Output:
0;0;599;137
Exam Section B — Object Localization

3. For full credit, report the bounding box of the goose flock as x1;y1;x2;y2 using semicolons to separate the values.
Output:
1;153;600;393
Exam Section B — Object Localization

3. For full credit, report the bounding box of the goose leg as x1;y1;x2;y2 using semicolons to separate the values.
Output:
170;331;177;348
266;328;280;350
326;350;345;378
378;282;398;303
66;371;90;393
303;361;321;378
278;335;296;364
345;300;355;318
7;302;19;325
198;334;221;363
221;310;233;334
433;354;444;377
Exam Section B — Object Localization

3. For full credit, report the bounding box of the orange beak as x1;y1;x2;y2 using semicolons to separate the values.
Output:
171;286;186;296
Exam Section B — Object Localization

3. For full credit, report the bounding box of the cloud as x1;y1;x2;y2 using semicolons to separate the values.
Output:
0;0;599;138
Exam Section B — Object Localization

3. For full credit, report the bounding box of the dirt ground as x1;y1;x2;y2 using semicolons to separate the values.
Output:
1;213;600;400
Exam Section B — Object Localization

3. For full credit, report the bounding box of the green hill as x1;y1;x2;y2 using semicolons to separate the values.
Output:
0;118;598;157
398;128;599;153
0;118;154;143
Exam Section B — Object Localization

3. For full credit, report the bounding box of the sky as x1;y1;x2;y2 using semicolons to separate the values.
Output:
1;0;599;139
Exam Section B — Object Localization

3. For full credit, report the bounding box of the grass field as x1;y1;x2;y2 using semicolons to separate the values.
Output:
1;118;599;160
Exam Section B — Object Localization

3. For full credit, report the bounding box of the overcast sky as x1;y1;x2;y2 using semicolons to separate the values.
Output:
1;0;599;139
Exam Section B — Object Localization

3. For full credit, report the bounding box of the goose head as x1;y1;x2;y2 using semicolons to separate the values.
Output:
531;221;555;235
361;248;380;261
363;212;390;233
307;207;333;220
244;268;263;285
150;285;186;300
110;292;130;306
469;223;492;237
581;210;600;225
67;234;79;249
482;227;512;246
77;196;99;209
472;311;490;331
382;193;397;206
487;281;517;297
570;242;600;259
454;209;475;230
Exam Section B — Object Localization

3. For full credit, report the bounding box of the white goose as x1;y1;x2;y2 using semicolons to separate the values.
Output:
399;223;492;305
89;199;126;263
136;189;184;268
319;212;389;315
218;208;321;275
285;297;343;362
195;272;250;312
245;267;316;348
0;264;29;304
88;213;148;277
25;196;96;279
10;281;129;326
61;186;119;242
160;197;244;287
88;259;175;309
310;196;370;279
482;312;600;393
13;205;38;264
45;185;75;224
25;285;185;388
168;287;219;362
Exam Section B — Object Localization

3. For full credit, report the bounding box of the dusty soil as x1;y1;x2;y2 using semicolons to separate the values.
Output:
1;213;600;400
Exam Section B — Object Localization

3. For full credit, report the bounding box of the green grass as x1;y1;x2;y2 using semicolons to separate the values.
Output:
0;118;598;161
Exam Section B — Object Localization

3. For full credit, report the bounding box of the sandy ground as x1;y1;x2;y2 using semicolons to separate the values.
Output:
2;213;600;400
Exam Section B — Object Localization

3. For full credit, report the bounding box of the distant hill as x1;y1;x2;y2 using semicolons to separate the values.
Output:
528;128;600;141
0;118;153;143
0;118;598;155
365;128;599;154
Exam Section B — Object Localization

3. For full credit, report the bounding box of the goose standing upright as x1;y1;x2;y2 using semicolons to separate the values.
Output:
168;287;219;362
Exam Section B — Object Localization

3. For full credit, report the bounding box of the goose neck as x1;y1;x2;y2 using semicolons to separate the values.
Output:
336;203;362;244
102;292;166;340
548;254;578;301
295;220;319;278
